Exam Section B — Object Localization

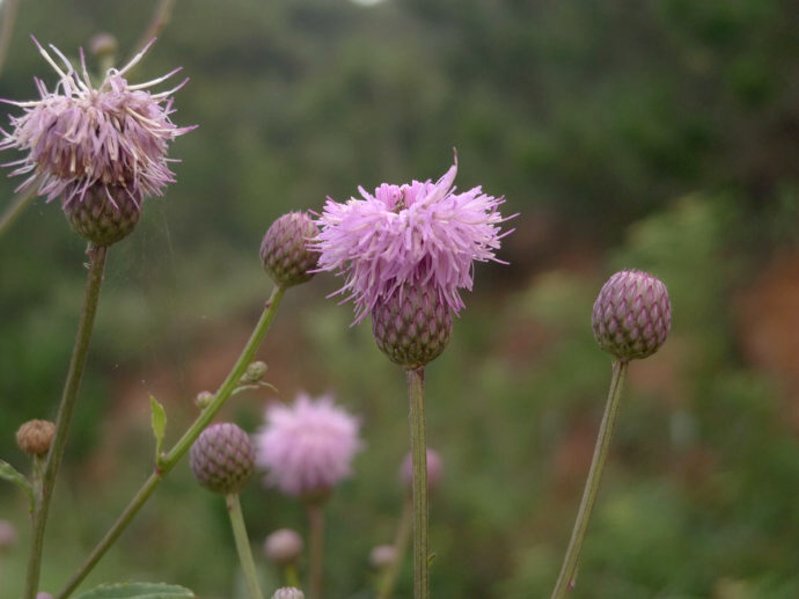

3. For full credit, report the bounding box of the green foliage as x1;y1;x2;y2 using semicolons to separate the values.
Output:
74;582;194;599
0;458;32;504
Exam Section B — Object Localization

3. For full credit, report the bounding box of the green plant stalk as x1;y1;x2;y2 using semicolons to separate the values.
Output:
0;0;20;77
550;359;628;599
226;493;264;599
284;564;301;589
307;502;325;599
24;244;108;599
0;185;36;238
377;496;413;599
56;285;286;598
407;366;429;599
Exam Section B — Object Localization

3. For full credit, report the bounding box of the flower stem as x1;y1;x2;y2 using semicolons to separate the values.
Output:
377;496;413;599
226;493;264;599
284;564;301;589
56;286;286;598
132;0;178;60
24;244;108;599
0;185;36;238
306;502;325;599
0;0;20;77
550;359;628;599
407;366;429;599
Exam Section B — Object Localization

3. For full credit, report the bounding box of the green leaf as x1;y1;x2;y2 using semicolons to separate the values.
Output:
149;395;167;464
74;582;195;599
0;458;32;500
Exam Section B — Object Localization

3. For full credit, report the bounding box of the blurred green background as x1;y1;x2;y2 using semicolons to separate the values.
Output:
2;0;799;597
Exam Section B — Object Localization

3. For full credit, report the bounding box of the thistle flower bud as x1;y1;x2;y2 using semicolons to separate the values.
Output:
189;423;255;495
194;391;214;410
271;588;304;599
371;283;452;369
260;212;319;288
242;360;268;384
0;519;17;552
369;544;397;570
263;528;304;566
401;448;443;493
63;184;141;247
592;269;671;361
16;419;56;457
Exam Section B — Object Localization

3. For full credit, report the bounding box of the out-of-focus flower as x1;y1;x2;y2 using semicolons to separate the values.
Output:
263;528;304;566
0;519;17;551
400;448;443;493
369;544;397;570
189;423;256;495
313;156;512;324
0;38;192;209
15;419;55;457
592;269;671;361
255;393;362;499
271;588;304;599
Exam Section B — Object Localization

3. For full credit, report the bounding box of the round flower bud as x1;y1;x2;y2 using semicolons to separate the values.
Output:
194;391;214;410
63;184;141;247
401;448;443;493
16;420;56;457
369;544;397;570
372;283;452;369
0;519;17;552
592;270;671;361
189;423;256;495
242;360;268;384
271;588;304;599
263;528;304;566
260;212;319;288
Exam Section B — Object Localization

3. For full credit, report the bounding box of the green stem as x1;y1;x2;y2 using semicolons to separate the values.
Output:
25;244;108;599
550;359;628;599
0;187;36;238
377;496;413;599
0;0;20;77
307;502;325;599
226;493;264;599
407;366;429;599
131;0;178;60
284;564;301;589
56;286;286;598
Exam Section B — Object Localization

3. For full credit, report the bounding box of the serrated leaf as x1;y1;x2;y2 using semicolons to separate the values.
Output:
150;395;167;463
74;582;194;599
0;458;32;500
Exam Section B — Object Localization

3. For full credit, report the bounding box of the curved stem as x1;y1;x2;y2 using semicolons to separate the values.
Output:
131;0;177;60
0;187;36;240
407;366;429;599
226;493;264;599
306;502;325;599
550;359;628;599
56;286;286;598
0;0;20;77
25;244;108;599
377;496;413;599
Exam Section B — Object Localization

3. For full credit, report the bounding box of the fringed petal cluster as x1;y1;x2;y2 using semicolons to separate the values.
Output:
1;39;192;208
313;159;512;323
255;393;362;498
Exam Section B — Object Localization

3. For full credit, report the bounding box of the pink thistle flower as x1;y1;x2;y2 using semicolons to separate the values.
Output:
255;393;362;499
313;156;513;323
0;38;193;208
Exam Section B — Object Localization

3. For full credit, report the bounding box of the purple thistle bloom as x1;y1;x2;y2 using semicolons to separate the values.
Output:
313;157;512;323
255;393;363;499
0;38;193;207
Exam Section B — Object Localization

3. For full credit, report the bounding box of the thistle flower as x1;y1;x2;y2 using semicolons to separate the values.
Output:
263;528;304;566
271;588;304;599
255;393;362;499
16;419;56;457
313;157;512;324
592;269;671;361
0;38;192;241
189;423;256;495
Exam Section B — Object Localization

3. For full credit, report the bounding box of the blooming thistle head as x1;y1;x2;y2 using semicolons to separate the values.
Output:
254;393;362;502
0;38;193;244
313;156;512;365
592;269;671;361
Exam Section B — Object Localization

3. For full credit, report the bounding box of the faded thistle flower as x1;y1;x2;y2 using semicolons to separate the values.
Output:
255;393;362;500
592;269;671;361
401;448;443;493
16;419;56;457
260;211;320;288
0;39;192;244
313;157;511;367
189;423;256;495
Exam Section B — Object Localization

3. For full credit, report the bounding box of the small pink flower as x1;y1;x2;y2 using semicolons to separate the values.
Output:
1;38;193;207
255;393;362;498
313;156;513;323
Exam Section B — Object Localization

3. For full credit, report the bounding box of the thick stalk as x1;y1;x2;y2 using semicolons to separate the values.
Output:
407;366;429;599
306;502;325;599
377;496;413;599
56;286;286;598
226;493;264;599
550;359;628;599
24;244;108;599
